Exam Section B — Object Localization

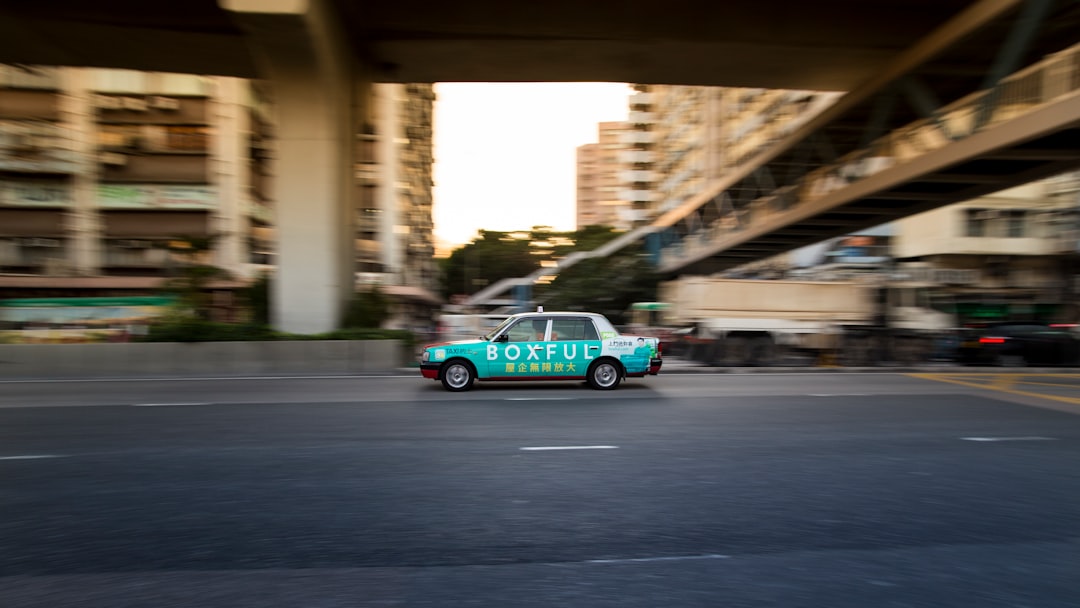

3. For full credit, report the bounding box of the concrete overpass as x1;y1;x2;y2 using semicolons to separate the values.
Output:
1;0;1077;331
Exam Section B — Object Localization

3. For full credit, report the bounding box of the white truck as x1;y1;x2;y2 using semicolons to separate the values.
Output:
649;276;953;365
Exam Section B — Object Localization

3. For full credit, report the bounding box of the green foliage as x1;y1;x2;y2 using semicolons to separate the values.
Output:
244;273;272;326
141;318;281;343
539;246;659;325
440;229;541;299
343;287;391;328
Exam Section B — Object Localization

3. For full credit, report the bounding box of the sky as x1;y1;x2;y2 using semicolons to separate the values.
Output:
432;83;631;253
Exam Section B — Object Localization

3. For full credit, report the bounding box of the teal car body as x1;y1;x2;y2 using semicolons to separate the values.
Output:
420;311;663;391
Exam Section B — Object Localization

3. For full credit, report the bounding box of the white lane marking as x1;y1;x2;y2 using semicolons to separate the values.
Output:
520;445;619;451
505;397;575;401
0;454;67;460
132;402;212;407
809;393;869;397
960;436;1058;442
586;554;730;564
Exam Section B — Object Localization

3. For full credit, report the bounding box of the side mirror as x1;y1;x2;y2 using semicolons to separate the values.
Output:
495;334;509;343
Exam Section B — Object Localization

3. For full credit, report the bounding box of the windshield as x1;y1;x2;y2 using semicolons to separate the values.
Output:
482;315;520;341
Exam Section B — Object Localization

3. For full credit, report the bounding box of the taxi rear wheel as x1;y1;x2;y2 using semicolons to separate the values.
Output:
587;359;622;390
440;359;476;392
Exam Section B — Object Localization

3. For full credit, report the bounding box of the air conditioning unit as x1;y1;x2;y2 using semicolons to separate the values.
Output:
122;97;149;111
100;152;127;166
150;96;181;111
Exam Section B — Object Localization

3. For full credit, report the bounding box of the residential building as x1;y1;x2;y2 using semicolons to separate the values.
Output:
0;66;439;330
358;83;440;330
0;66;270;302
622;85;839;222
575;121;630;229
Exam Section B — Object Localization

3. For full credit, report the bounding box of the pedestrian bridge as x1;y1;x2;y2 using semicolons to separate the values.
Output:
652;40;1080;275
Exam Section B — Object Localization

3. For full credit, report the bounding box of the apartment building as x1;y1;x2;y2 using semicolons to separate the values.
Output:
0;66;439;328
575;121;630;229
0;66;269;293
358;83;440;329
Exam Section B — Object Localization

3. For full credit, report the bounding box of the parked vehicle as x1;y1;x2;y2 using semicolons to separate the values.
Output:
640;276;954;366
420;311;662;391
956;323;1080;366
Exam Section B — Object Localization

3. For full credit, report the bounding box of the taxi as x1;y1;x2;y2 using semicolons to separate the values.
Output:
419;310;663;391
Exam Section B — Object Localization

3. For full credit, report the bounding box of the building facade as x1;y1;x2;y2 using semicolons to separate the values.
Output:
893;174;1080;324
0;66;438;330
575;121;630;229
0;66;270;288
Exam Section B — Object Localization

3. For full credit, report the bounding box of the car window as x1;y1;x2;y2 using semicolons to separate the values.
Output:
551;318;599;341
505;319;538;342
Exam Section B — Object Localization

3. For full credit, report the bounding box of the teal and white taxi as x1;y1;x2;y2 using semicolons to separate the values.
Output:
420;311;663;391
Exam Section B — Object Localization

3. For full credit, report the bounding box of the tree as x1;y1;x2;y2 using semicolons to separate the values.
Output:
343;286;391;328
440;230;540;299
538;230;660;324
160;236;231;321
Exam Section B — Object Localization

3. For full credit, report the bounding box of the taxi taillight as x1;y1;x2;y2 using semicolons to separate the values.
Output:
979;336;1007;345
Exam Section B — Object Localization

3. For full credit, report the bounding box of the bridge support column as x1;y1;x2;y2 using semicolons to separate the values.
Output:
222;0;368;333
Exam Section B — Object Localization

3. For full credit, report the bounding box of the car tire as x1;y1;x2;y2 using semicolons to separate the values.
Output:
440;359;476;392
587;359;622;390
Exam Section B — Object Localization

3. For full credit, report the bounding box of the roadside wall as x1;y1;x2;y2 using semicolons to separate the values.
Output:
0;340;406;379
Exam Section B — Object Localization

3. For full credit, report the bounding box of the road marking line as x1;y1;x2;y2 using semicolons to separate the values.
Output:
505;397;575;401
520;445;619;451
960;436;1058;442
132;402;212;407
910;373;1080;406
808;393;868;397
0;454;67;460
586;554;730;564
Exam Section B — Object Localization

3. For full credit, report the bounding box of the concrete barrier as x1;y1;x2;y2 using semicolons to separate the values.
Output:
0;340;407;379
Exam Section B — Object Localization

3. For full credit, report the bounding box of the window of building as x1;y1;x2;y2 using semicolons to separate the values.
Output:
1006;210;1027;237
964;208;987;237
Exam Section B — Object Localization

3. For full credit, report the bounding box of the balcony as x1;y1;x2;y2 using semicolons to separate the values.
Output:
619;169;657;184
627;111;657;125
619;189;657;203
629;92;653;107
103;245;169;268
617;150;654;164
620;130;656;145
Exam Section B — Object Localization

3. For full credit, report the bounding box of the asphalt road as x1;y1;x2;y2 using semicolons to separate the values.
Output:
2;372;1078;607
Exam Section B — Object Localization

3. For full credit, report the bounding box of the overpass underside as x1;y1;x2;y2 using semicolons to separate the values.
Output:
654;0;1080;276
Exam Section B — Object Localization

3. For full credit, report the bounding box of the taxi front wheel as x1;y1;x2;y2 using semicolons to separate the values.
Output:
441;360;476;392
587;359;621;390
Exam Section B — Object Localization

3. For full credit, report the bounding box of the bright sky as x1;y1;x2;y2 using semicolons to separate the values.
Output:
432;83;631;253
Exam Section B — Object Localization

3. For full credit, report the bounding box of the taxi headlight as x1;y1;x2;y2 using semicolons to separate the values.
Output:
421;351;430;363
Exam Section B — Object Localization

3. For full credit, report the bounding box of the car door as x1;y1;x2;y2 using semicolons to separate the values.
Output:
546;316;601;378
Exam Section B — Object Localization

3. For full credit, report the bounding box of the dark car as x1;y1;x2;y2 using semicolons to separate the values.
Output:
956;323;1080;366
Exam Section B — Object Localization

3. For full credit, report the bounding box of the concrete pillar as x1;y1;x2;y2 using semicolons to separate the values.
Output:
222;0;365;333
209;76;251;278
58;68;102;275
